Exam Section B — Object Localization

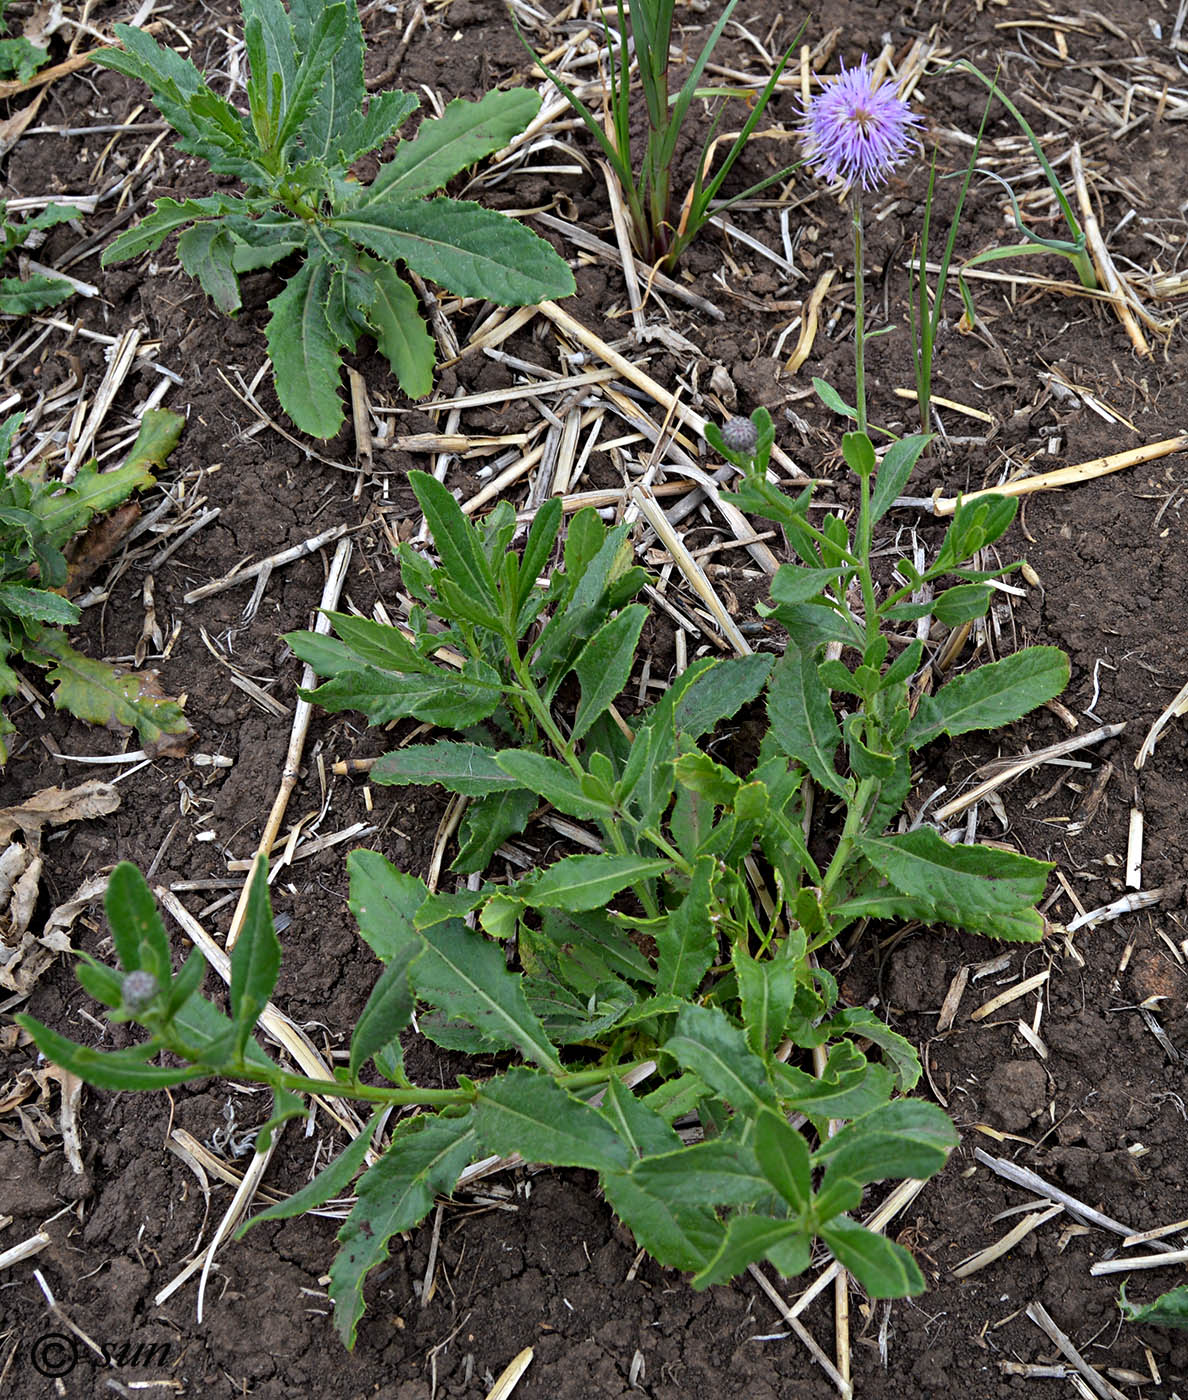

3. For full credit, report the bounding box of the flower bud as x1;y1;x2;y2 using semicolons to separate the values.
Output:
121;969;160;1015
721;416;759;455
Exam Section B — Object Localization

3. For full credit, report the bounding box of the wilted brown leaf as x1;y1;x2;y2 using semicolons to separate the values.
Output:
0;778;119;845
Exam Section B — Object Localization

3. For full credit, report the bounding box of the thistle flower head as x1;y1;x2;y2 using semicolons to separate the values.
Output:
121;969;160;1015
800;57;921;192
721;416;760;455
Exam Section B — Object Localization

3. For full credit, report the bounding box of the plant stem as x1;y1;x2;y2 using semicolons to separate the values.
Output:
818;775;878;909
852;190;867;438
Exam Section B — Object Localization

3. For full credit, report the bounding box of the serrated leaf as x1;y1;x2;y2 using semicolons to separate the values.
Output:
475;1067;630;1171
767;646;845;796
241;1111;380;1234
102;195;254;265
301;659;501;729
274;3;349;153
665;1003;778;1113
367;89;542;201
571;603;646;742
600;1077;682;1159
37;631;192;756
734;944;802;1060
332;90;420;167
372;741;520;797
691;1214;811;1290
330;196;575;305
331;1112;478;1347
177;222;241;313
413;920;562;1071
826;1008;921;1091
229;857;280;1059
361;258;434;398
493;750;615;822
671;653;774;738
265;254;345;438
932;493;1018;572
906;646;1069;750
288;0;374;162
601;1170;723;1272
854;827;1051;941
521;854;669;913
409;470;498;607
0;273;74;314
655;855;717;998
453;788;537;874
820;1216;925;1297
0;584;78;626
631;1139;769;1207
813;1100;957;1199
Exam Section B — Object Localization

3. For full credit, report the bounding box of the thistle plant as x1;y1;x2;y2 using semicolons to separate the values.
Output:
93;0;575;438
517;0;803;269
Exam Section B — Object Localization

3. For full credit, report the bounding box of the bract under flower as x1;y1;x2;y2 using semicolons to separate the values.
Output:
801;57;921;191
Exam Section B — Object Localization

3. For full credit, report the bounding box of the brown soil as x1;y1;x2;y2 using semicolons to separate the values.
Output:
2;0;1187;1396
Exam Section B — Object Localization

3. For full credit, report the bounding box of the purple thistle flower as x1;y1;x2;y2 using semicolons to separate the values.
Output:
800;57;921;191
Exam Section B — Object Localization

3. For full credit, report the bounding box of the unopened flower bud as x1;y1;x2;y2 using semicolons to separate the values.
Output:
121;969;160;1015
721;416;759;455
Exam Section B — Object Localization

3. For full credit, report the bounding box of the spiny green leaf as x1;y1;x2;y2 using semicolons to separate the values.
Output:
177;222;241;313
330;196;576;305
655;855;717;998
475;1068;629;1172
521;854;670;913
372;741;520;797
409;470;498;607
493;750;615;822
349;944;416;1079
0;274;74;314
348;849;427;963
601;1170;723;1273
869;433;931;523
571;603;647;742
265;254;345;438
767;646;845;796
101;195;254;265
631;1139;769;1207
331;1112;478;1347
105;862;171;980
692;1215;812;1290
413;921;562;1071
361;258;434;399
906;646;1069;749
665;1003;778;1113
367;89;542;202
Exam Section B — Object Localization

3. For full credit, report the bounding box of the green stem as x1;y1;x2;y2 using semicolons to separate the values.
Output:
852;190;867;438
818;775;878;909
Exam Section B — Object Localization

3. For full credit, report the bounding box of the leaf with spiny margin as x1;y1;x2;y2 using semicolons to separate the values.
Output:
241;0;297;105
332;91;421;167
265;253;345;438
493;750;616;823
241;1112;382;1234
654;855;717;998
601;1170;723;1273
0;584;78;626
820;1216;925;1297
412;921;562;1071
475;1068;629;1172
330;195;575;305
767;646;845;796
733;944;802;1061
299;658;502;729
37;631;192;757
360;257;434;399
754;1108;812;1212
177;222;241;314
367;89;542;201
665;1003;778;1113
905;646;1069;750
692;1215;812;1290
0;274;74;314
371;741;521;796
101;195;255;265
671;652;774;739
1119;1283;1188;1328
348;849;425;963
453;788;537;874
851;827;1051;942
630;1139;769;1207
274;3;348;153
825;1007;920;1091
331;1112;478;1347
229;857;280;1059
520;854;670;914
571;603;647;742
599;1077;683;1159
